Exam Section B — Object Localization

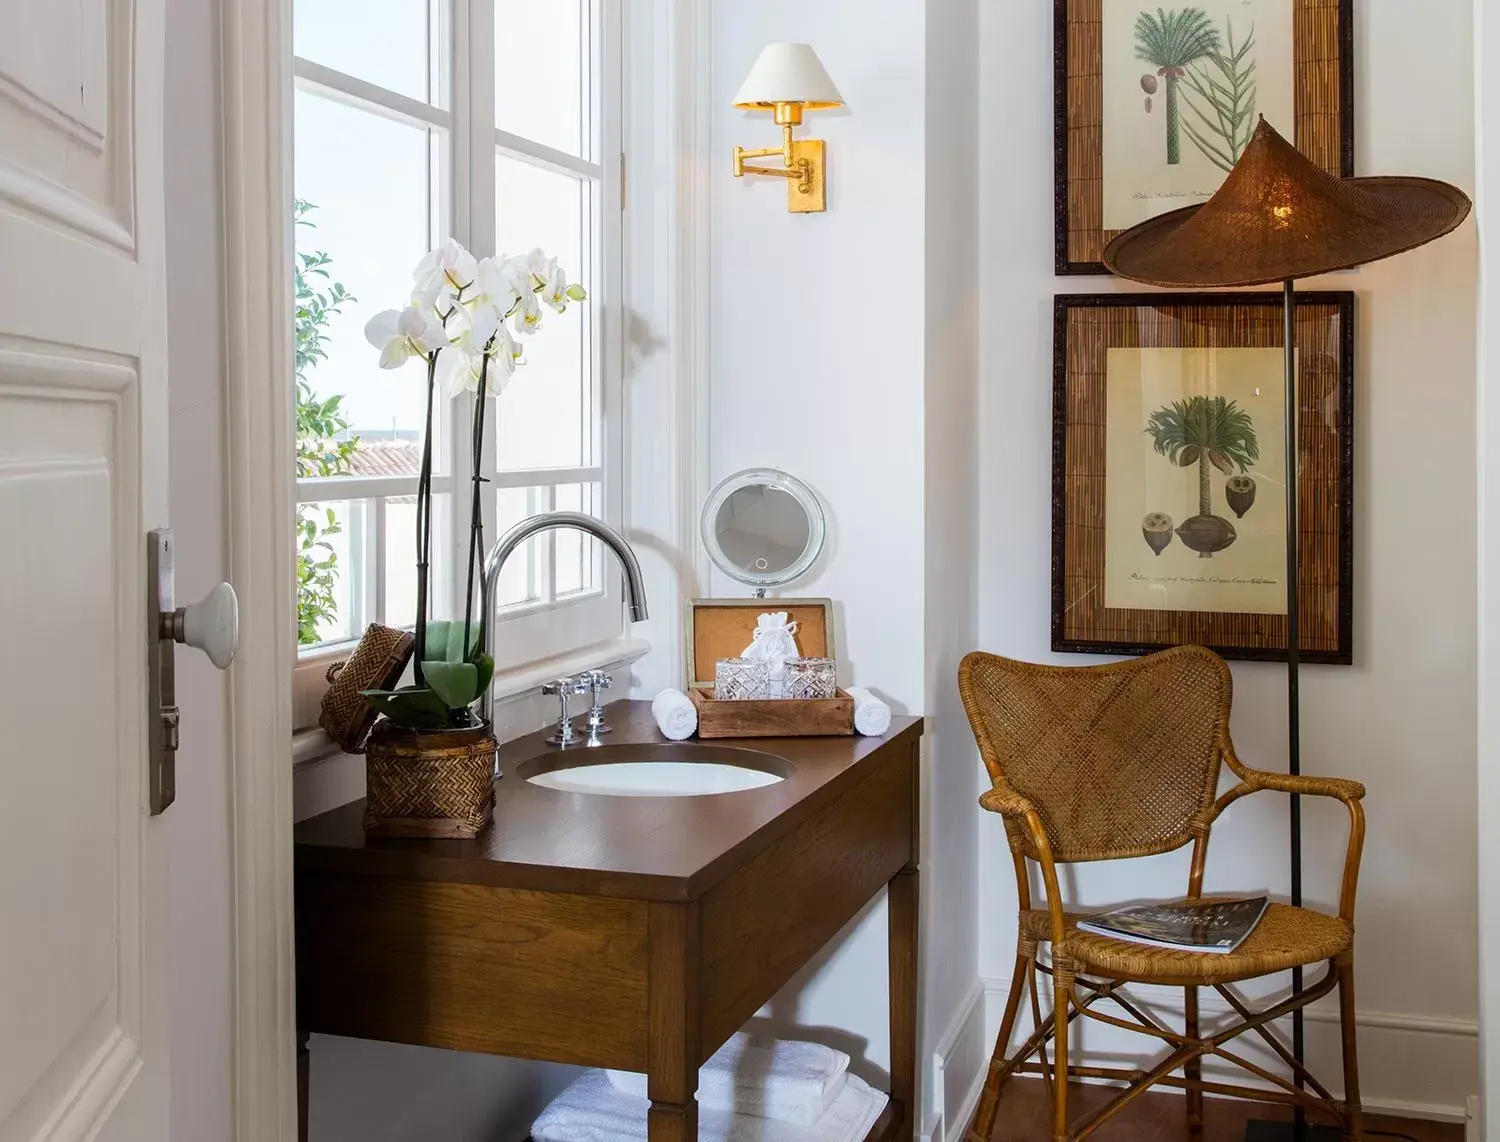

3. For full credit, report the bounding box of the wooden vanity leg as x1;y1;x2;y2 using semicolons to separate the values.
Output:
297;1029;310;1142
889;864;919;1136
647;900;702;1142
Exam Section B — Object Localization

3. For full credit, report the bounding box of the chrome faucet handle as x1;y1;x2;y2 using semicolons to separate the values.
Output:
582;670;613;746
543;675;588;748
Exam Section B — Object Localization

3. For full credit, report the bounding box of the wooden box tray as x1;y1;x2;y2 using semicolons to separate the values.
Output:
685;598;853;738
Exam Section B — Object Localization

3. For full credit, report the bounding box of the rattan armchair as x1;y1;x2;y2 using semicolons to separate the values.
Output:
958;646;1366;1142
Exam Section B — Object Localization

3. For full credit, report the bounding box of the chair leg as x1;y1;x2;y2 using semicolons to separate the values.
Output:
1029;958;1054;1105
1184;986;1204;1140
1051;970;1073;1142
967;952;1031;1142
1337;956;1364;1142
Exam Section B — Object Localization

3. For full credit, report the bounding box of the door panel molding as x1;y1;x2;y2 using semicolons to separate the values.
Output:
0;350;153;1140
0;0;135;249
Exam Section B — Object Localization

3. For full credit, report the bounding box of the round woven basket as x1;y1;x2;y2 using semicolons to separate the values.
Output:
363;719;496;838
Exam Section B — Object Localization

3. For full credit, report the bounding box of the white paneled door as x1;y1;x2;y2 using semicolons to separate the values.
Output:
0;1;174;1140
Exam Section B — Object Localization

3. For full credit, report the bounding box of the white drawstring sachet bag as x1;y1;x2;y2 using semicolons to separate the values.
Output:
741;612;801;698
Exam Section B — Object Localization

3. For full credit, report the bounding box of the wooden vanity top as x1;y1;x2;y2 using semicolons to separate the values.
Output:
294;700;921;902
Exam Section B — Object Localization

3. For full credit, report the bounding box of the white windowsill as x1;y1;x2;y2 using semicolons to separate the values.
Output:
292;635;653;770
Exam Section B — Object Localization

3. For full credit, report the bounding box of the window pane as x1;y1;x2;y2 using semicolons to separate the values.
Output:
495;0;585;156
297;500;356;645
554;482;601;597
296;90;440;475
495;154;588;471
295;0;440;106
494;486;545;608
379;491;451;629
384;496;418;630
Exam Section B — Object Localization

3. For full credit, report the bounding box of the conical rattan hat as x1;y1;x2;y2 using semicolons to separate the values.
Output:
1103;118;1471;287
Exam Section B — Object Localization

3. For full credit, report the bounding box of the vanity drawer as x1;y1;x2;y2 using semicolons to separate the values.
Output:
296;874;650;1069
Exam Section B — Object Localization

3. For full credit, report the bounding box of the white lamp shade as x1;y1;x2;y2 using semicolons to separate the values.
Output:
733;43;843;111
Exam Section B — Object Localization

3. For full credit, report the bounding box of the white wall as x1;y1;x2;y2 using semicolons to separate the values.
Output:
922;0;984;1136
708;0;926;1092
1474;0;1500;1131
710;2;985;1136
977;0;1479;1121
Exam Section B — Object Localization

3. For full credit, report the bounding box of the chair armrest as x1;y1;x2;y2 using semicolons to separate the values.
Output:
1215;759;1367;922
977;781;1073;947
1236;767;1366;805
978;781;1036;819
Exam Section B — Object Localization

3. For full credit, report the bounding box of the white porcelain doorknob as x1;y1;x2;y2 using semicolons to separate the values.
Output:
174;582;239;669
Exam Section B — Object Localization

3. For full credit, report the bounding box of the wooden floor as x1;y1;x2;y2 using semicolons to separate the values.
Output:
980;1078;1463;1142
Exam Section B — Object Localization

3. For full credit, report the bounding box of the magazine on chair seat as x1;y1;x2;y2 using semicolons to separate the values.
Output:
1076;896;1270;955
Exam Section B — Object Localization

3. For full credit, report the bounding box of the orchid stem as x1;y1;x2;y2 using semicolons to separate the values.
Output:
413;350;438;686
461;352;489;660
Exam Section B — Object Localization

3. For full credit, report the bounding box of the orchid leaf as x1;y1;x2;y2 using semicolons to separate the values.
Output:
360;686;450;729
473;653;494;697
423;660;480;710
419;619;467;664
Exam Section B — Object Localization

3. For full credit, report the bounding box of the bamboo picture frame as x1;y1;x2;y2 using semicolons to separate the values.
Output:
1054;0;1354;275
1052;292;1354;664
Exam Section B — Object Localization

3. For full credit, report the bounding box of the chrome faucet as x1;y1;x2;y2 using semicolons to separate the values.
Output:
478;511;650;750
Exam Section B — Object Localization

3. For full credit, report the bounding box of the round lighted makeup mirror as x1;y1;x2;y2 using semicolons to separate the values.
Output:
700;468;826;596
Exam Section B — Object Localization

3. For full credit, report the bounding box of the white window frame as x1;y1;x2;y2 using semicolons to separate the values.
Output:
290;0;624;727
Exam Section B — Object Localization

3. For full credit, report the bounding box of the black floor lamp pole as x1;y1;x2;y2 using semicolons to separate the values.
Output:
1248;280;1314;1142
1284;277;1307;1137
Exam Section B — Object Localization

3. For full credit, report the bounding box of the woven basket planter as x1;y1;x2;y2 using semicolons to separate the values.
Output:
363;719;496;838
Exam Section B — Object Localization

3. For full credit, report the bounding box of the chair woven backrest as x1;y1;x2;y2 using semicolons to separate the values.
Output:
959;646;1232;863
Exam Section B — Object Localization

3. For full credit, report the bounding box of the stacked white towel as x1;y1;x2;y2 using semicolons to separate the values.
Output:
845;688;891;737
606;1034;849;1127
532;1068;887;1142
651;688;698;741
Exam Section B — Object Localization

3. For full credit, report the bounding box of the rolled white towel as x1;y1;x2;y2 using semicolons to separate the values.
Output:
846;687;891;737
607;1033;848;1127
534;1067;887;1142
652;688;698;741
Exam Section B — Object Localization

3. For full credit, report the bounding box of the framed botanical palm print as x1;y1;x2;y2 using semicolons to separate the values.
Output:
1054;0;1354;274
1051;292;1354;664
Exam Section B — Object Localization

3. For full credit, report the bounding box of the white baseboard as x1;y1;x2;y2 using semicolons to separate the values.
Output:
921;981;989;1142
979;976;1478;1124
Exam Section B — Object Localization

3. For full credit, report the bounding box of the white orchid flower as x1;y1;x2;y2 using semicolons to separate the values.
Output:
470;256;524;328
435;346;484;397
476;255;524;313
447;293;501;353
363;304;447;369
413;239;478;312
541;262;572;313
510;287;544;335
516;248;585;314
490;330;524;380
436;326;522;397
493;255;544;334
522;248;556;290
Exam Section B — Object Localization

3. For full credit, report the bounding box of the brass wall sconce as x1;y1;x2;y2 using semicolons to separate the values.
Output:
732;43;844;214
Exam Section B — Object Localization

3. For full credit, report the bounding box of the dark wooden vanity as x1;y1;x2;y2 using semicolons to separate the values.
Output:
294;701;923;1142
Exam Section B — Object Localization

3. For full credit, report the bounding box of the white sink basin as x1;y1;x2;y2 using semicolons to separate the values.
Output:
526;760;784;798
